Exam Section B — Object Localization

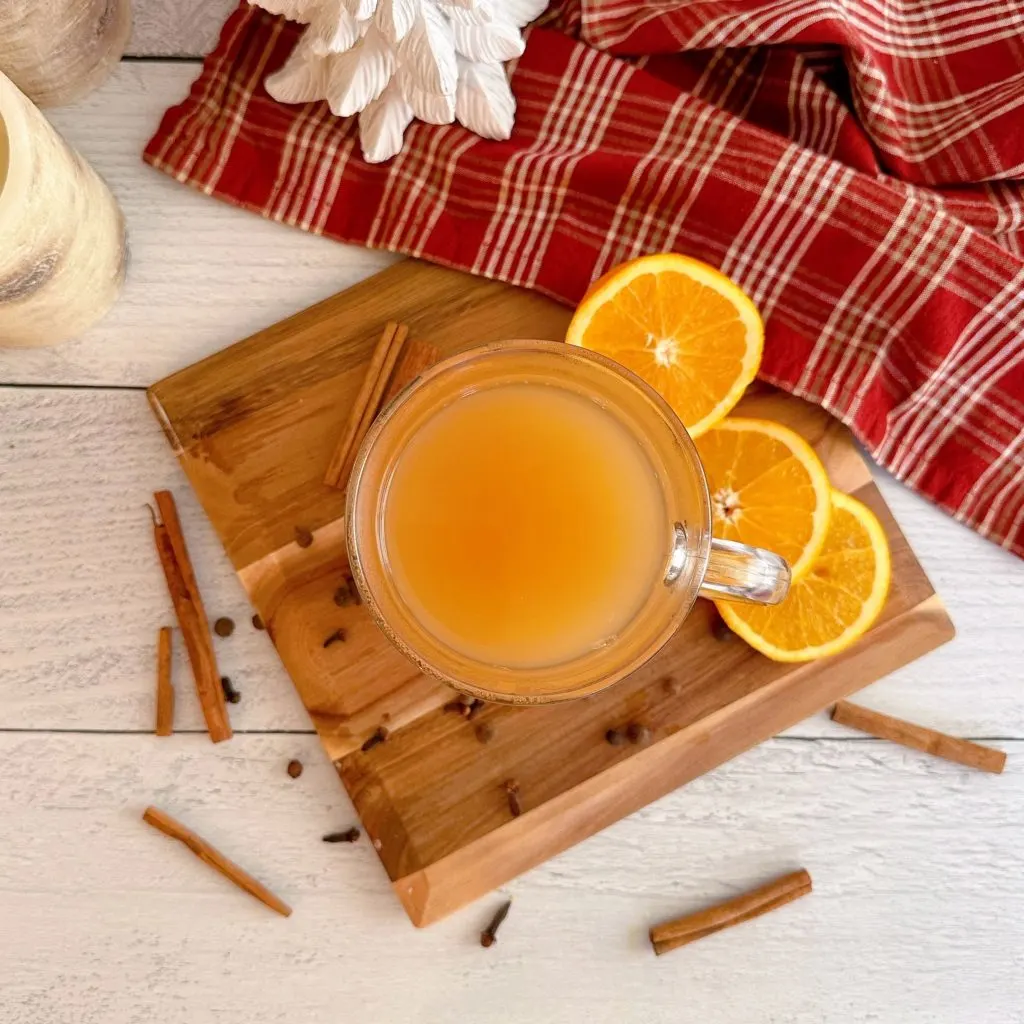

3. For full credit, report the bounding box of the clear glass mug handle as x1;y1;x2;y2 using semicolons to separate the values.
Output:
698;537;791;605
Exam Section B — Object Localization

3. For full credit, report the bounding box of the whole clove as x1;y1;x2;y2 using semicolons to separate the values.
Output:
333;574;362;606
294;526;314;549
605;728;627;746
252;613;265;631
333;579;361;607
504;779;522;818
627;722;652;745
361;726;389;753
474;722;494;744
322;628;347;648
220;676;241;704
287;759;304;779
480;900;512;948
213;617;235;638
322;827;361;844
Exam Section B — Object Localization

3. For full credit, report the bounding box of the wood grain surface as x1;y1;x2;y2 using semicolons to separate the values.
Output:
1;733;1022;1024
148;261;953;925
0;10;1022;1018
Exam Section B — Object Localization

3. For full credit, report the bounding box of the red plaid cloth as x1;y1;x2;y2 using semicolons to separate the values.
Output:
145;1;1024;560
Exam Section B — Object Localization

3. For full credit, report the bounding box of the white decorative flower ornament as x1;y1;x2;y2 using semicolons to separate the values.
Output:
254;0;549;162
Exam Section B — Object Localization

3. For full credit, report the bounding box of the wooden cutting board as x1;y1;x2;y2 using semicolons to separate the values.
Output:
148;260;954;927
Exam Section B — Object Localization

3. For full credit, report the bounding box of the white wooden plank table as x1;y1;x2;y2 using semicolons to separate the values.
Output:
1;8;1023;1022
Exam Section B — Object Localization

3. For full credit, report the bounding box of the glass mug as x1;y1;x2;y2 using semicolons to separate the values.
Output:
347;340;790;705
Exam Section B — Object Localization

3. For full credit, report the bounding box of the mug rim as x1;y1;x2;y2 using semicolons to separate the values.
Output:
345;338;714;704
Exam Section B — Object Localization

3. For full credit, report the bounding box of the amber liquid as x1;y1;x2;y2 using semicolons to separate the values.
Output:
382;382;667;669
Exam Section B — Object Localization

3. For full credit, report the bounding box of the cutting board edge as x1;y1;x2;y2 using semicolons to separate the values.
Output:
391;593;954;926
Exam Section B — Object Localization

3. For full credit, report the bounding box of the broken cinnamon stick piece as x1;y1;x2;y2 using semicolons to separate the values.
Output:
324;321;409;490
650;869;811;955
151;493;231;743
155;626;174;737
142;806;291;917
831;701;1005;774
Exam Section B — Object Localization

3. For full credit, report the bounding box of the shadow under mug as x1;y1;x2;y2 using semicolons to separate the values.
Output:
347;340;790;705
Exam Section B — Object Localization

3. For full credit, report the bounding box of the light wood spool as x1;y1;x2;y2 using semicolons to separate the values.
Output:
0;71;126;348
0;0;132;108
148;261;955;927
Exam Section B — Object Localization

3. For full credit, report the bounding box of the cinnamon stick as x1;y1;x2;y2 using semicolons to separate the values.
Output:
151;493;231;743
832;701;1005;774
323;321;409;489
649;869;812;955
142;806;291;917
382;338;442;405
155;626;174;737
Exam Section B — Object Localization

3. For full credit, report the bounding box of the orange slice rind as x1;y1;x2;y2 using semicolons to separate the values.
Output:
566;253;763;438
694;417;832;582
718;490;892;662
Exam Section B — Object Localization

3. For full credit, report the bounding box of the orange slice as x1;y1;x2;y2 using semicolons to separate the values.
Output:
694;417;831;582
718;490;892;662
566;253;763;437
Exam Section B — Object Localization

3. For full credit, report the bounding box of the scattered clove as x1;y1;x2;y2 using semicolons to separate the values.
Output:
322;628;346;648
287;759;303;779
220;676;241;704
252;613;265;631
605;728;627;746
322;827;361;844
443;698;472;717
332;574;362;606
480;900;512;948
294;526;314;549
333;579;361;607
361;726;389;753
466;698;485;720
474;722;494;744
504;779;522;818
627;722;652;745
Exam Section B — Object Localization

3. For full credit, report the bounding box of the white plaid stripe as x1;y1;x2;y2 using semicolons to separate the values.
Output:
900;325;1024;483
504;55;633;284
849;223;972;408
962;416;1024;531
594;51;755;274
151;13;253;173
585;0;1024;185
475;46;600;277
206;20;285;193
722;154;850;319
823;208;954;407
796;197;917;392
882;268;1024;471
409;132;488;255
313;132;357;234
1005;475;1024;549
510;61;634;284
270;92;332;223
292;100;356;230
300;129;352;233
